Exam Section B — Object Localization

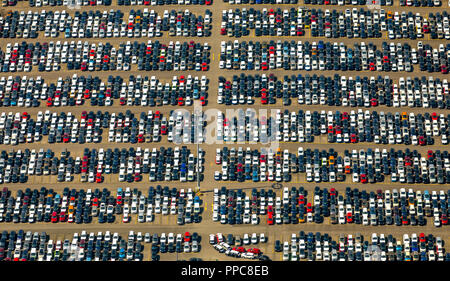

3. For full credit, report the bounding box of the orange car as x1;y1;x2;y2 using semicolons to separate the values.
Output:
276;148;281;157
345;165;351;174
329;156;335;165
401;112;408;120
387;11;393;19
68;205;74;215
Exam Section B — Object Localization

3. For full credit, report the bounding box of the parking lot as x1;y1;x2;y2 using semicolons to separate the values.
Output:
0;0;449;261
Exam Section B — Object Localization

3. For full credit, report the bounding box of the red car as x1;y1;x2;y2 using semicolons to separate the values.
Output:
404;157;412;166
200;96;206;106
134;173;142;182
96;173;103;183
298;195;305;205
161;125;167;135
418;136;426;146
350;134;357;143
261;92;268;104
328;125;334;134
330;188;336;196
431;112;438;120
184;232;191;242
260;155;266;163
346;213;353;223
370;98;378;106
442;214;448;225
306;202;313;213
236;247;245;253
51;211;58;223
63;134;69;143
46;97;53;107
268;46;275;55
267;213;274;225
83;89;90;99
248;248;261;254
59;212;66;222
178;97;184;106
419;233;426;243
201;62;208;71
402;216;409;225
261;62;268;70
360;174;367;183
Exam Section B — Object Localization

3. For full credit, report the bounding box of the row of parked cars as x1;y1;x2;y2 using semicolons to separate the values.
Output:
399;0;443;6
216;109;450;145
303;0;442;5
219;40;450;73
0;9;212;39
215;147;450;184
25;0;209;6
0;74;208;108
17;0;443;5
117;0;212;5
217;74;450;108
222;8;450;40
210;232;268;260
0;109;205;145
224;0;392;4
0;40;210;72
150;232;201;261
27;0;112;7
0;186;202;224
0;230;144;261
277;232;448;261
0;146;204;184
213;186;450;227
212;186;448;226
